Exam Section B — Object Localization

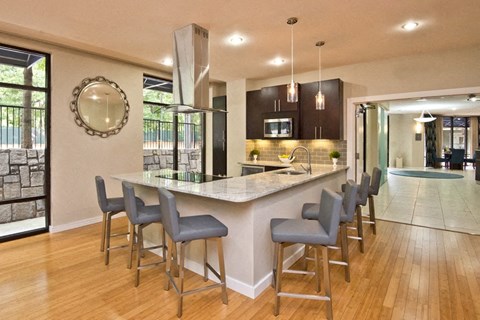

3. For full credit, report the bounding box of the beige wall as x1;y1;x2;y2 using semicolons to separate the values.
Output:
389;114;425;168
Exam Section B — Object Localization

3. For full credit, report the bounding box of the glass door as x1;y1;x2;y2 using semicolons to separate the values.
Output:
0;44;50;241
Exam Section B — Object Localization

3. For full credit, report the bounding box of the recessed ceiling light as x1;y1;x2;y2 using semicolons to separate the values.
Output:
229;35;244;45
416;97;427;102
402;21;419;31
272;58;285;65
161;58;173;66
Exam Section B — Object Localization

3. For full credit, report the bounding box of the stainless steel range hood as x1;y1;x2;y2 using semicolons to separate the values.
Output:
166;23;225;113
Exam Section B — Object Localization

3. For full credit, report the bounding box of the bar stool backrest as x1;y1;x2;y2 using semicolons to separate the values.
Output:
369;167;382;196
357;172;371;206
122;181;140;225
158;188;180;241
95;176;109;213
318;188;343;245
343;180;358;222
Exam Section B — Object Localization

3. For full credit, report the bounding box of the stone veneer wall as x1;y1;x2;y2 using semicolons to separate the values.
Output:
246;140;347;165
143;149;202;172
0;149;46;224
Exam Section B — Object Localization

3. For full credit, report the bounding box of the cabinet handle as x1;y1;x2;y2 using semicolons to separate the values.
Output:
319;126;322;139
315;126;317;139
222;131;225;151
274;100;277;112
278;99;281;111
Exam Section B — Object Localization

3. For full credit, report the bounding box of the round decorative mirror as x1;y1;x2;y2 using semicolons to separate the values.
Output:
70;76;129;137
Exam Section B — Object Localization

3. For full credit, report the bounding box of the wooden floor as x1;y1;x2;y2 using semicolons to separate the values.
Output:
1;217;479;320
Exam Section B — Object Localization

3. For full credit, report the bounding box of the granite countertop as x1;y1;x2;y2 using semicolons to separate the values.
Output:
112;164;348;203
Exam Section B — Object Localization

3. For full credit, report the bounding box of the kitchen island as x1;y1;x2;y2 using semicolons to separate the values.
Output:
113;164;348;298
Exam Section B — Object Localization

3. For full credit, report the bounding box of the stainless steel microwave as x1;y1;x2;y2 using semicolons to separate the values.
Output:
264;118;293;138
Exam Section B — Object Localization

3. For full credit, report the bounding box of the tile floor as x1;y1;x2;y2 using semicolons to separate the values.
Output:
371;166;480;235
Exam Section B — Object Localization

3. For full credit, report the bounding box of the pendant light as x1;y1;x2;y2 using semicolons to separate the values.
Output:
315;41;325;110
414;109;436;122
286;17;298;103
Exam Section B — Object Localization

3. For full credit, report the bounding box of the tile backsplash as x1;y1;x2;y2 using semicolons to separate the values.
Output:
246;139;347;165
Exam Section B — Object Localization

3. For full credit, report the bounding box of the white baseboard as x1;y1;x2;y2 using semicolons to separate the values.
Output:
49;212;126;233
146;240;305;299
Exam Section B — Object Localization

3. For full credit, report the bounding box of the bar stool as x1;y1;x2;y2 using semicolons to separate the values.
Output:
348;172;370;253
122;181;167;287
363;167;382;234
301;180;358;282
158;187;228;318
95;176;144;265
270;188;342;319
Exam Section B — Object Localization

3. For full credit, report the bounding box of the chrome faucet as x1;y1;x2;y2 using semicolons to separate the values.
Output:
289;146;312;174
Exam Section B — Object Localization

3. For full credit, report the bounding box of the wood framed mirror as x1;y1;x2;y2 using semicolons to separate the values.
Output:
70;76;129;137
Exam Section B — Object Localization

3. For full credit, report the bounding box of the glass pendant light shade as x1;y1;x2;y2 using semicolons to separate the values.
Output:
315;41;325;110
287;81;298;103
315;91;325;110
286;17;298;103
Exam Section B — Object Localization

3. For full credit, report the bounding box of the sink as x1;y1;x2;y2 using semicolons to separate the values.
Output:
274;170;306;175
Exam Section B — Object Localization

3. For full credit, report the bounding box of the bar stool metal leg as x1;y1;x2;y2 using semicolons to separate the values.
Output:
217;238;228;304
203;239;208;281
322;245;333;320
356;206;365;253
127;224;135;269
100;212;107;252
368;195;377;234
135;225;144;287
340;223;350;282
271;242;279;288
177;242;187;318
105;212;113;265
273;242;284;316
314;245;321;293
164;237;173;291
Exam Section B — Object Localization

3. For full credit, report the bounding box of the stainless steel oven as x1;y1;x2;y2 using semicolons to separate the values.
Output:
264;118;293;138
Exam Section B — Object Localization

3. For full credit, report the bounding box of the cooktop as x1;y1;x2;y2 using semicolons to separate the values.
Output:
156;171;229;184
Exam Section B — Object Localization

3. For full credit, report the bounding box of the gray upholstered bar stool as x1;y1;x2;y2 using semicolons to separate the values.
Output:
363;167;382;234
301;173;370;253
347;172;370;253
270;189;343;319
302;180;358;282
158;187;228;318
95;176;144;265
122;181;166;287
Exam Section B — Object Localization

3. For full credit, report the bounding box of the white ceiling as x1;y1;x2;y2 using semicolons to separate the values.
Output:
1;0;480;114
379;94;480;116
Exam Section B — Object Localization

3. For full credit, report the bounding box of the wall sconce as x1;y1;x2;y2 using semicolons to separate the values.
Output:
415;122;422;134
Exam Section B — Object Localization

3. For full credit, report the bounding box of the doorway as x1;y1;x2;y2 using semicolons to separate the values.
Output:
0;44;50;241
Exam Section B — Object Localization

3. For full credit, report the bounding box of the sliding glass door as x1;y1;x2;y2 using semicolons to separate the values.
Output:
0;44;50;241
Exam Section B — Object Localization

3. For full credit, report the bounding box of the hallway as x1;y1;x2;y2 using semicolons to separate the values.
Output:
372;167;480;235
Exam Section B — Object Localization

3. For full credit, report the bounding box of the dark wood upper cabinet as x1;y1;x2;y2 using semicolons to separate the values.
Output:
246;90;264;139
260;84;299;112
299;79;343;140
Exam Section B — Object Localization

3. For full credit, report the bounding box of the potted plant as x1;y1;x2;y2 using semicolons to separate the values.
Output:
329;150;341;166
250;149;260;161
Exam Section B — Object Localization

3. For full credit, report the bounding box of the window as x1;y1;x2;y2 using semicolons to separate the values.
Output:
142;75;204;172
442;116;471;156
